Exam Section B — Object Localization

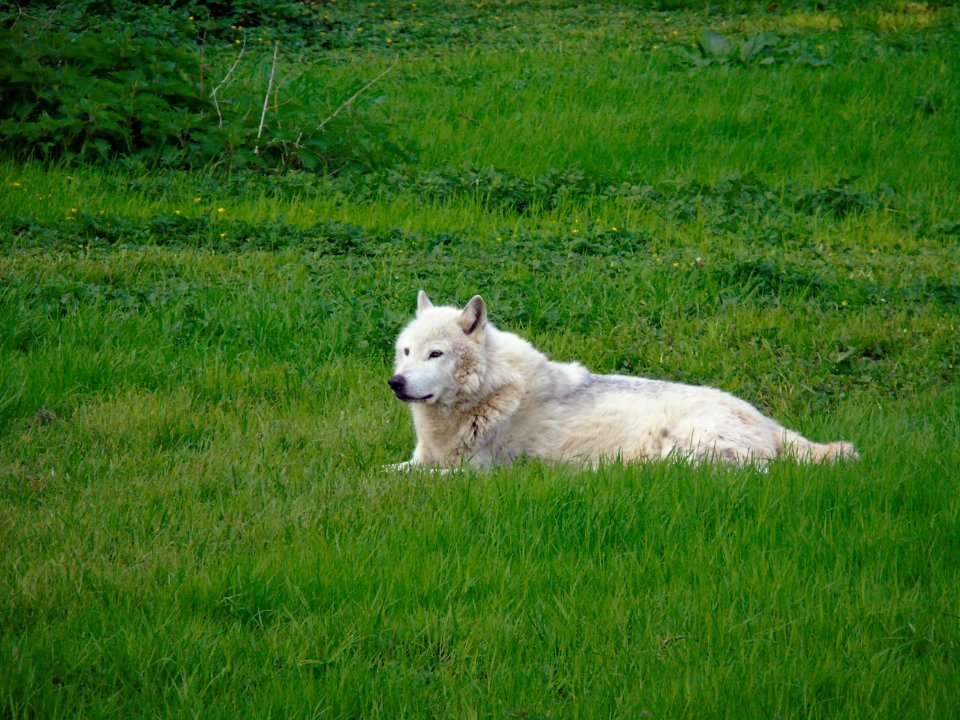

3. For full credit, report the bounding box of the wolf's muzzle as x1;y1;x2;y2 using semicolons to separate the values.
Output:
387;374;432;402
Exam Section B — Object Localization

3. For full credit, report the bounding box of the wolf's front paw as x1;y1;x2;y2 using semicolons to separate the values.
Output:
382;460;456;475
383;460;416;472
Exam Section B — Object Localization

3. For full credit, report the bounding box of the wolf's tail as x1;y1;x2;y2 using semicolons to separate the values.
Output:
779;430;859;463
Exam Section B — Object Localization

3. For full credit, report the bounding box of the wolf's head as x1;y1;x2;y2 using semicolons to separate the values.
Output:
388;291;487;405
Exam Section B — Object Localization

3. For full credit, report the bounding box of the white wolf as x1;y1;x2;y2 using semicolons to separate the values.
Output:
387;291;858;470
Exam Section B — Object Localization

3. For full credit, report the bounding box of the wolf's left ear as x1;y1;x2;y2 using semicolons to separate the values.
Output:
458;295;487;336
417;290;434;315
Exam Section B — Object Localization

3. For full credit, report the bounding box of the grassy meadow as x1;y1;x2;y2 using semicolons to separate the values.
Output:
2;2;959;717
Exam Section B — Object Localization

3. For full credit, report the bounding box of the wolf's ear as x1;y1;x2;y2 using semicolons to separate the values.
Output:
416;290;434;315
458;295;487;336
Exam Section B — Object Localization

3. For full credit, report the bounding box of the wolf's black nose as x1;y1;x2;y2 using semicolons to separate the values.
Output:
388;374;406;391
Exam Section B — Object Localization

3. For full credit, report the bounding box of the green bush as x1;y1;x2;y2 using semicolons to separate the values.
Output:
0;2;405;173
1;11;205;164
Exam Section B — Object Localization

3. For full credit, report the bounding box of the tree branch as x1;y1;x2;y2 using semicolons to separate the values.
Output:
317;57;398;133
210;31;247;129
255;41;280;155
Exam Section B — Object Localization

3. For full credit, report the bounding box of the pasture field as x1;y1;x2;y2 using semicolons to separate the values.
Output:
2;2;959;718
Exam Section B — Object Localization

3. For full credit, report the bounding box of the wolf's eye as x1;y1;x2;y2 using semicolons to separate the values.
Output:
403;348;410;356
428;350;444;359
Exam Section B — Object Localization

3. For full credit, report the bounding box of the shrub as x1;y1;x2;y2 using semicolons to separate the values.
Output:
0;2;405;174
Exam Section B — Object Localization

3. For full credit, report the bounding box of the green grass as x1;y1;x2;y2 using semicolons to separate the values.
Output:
2;3;959;718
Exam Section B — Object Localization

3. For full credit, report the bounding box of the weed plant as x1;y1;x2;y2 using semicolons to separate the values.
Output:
0;2;403;172
1;3;959;718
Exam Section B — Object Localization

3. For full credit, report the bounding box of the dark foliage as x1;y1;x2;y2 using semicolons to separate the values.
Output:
0;1;405;173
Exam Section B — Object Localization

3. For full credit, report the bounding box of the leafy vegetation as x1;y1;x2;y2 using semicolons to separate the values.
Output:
1;1;959;718
676;29;832;67
0;1;404;172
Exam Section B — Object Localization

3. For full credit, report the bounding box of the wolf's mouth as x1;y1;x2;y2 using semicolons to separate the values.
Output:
393;391;434;402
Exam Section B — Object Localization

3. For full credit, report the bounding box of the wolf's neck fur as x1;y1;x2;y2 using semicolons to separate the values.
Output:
409;323;586;464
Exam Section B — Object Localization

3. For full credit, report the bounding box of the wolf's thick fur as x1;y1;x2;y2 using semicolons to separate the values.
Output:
387;291;858;469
